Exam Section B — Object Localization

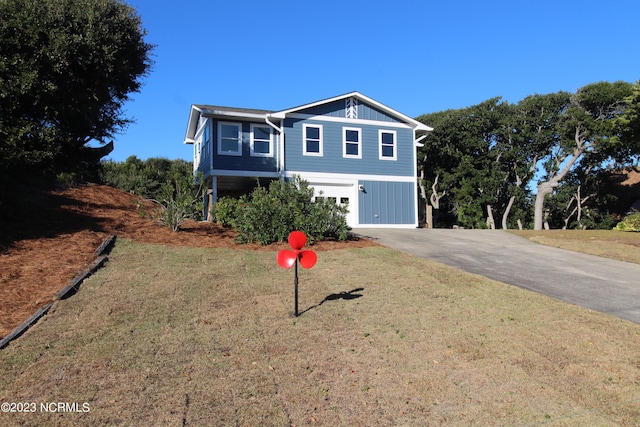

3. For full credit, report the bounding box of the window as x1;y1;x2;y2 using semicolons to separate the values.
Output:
343;127;361;159
379;130;397;160
217;122;242;156
303;124;323;156
250;124;273;157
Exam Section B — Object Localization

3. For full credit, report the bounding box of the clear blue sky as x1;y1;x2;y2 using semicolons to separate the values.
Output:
108;0;640;162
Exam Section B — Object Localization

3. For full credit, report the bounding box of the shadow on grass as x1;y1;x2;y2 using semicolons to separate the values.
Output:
300;287;364;316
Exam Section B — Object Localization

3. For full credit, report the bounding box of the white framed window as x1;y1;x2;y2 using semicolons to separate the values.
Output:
379;129;397;160
217;121;242;156
343;127;361;159
250;124;273;157
303;124;323;156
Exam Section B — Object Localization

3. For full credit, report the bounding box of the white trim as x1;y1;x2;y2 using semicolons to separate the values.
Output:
286;112;412;129
284;170;415;183
217;121;243;156
351;223;418;229
379;129;397;161
302;123;323;156
249;123;273;158
201;109;267;120
184;105;203;144
208;169;280;178
342;127;362;159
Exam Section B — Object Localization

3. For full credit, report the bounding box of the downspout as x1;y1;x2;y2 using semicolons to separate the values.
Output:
265;115;284;179
413;130;429;228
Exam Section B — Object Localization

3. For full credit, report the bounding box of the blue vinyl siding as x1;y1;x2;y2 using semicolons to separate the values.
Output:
358;180;415;225
211;120;277;172
284;118;413;176
298;100;401;123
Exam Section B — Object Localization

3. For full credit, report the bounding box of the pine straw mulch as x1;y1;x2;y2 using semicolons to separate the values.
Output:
0;183;378;338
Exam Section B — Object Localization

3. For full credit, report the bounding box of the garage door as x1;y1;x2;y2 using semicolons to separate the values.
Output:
310;183;356;227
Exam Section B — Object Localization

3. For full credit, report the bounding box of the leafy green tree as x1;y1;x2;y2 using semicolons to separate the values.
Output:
418;98;520;228
418;83;639;230
507;92;571;229
102;156;161;196
613;80;640;160
0;0;153;181
533;82;635;230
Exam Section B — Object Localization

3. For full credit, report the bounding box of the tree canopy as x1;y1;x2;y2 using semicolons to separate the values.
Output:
418;81;640;230
0;0;153;180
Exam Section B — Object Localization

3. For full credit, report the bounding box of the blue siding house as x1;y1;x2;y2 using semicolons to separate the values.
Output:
183;92;432;228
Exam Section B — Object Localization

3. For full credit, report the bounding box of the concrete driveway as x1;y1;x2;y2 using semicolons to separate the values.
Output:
356;228;640;325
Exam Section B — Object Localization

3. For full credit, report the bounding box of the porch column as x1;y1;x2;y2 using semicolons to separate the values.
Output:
206;176;218;222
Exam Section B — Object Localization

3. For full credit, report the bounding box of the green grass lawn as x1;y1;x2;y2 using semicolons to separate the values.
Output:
1;238;639;426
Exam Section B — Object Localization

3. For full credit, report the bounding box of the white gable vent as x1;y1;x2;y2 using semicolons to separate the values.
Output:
346;97;358;119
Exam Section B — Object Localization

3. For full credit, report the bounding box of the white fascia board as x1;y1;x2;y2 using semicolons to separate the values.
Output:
201;108;267;121
183;105;203;144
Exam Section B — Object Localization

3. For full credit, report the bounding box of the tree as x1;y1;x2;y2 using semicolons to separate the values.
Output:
532;82;634;230
418;98;519;229
613;80;640;160
0;0;153;180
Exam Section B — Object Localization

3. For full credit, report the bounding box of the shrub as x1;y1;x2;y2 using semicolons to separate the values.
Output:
613;212;640;232
216;177;350;245
154;167;204;232
213;197;243;227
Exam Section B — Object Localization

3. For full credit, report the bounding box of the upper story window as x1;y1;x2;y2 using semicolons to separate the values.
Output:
303;124;323;156
250;124;273;157
343;127;361;159
379;130;397;160
217;122;242;156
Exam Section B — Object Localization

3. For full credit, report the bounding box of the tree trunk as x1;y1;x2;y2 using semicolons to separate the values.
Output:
486;205;496;229
534;181;555;230
429;174;445;228
502;195;515;229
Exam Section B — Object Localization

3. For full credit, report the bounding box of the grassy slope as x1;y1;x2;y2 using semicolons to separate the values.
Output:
1;239;639;426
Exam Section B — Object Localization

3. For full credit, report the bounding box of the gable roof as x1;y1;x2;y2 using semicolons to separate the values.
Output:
269;91;433;133
184;92;432;144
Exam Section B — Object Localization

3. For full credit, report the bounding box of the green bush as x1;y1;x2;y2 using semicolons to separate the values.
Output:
613;212;640;232
216;177;350;245
154;165;204;232
213;197;243;227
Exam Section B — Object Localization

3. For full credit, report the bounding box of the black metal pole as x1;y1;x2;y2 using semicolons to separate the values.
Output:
294;259;299;317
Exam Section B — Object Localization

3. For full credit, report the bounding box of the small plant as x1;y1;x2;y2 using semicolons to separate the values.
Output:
155;169;204;232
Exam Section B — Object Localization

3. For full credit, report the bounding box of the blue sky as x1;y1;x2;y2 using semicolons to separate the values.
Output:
108;0;640;162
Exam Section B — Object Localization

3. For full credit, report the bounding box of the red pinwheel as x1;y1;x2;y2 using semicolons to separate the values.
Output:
277;231;317;269
277;231;317;316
